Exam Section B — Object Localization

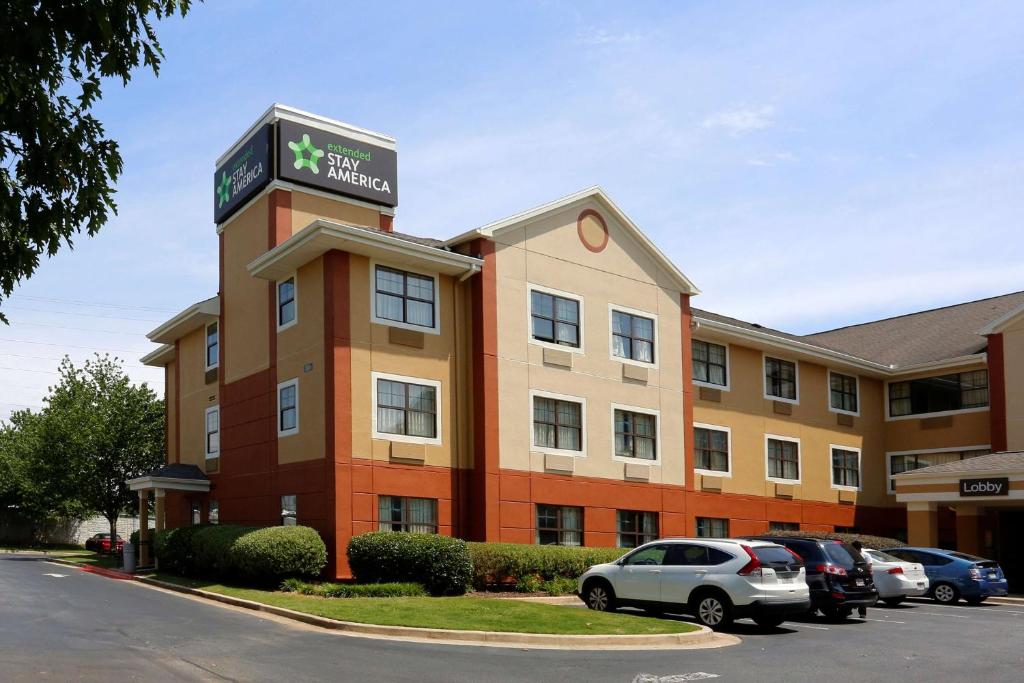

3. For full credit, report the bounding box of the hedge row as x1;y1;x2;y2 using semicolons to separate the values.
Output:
347;532;472;596
467;543;627;590
280;578;426;598
154;524;326;584
760;529;907;550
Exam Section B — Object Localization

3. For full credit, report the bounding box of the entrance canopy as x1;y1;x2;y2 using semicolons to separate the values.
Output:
125;464;210;568
894;451;1024;504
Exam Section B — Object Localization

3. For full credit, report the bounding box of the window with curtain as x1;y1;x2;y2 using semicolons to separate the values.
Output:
614;409;657;460
532;397;582;451
206;322;219;368
767;438;800;481
769;521;799;532
695;517;729;538
536;505;583;546
889;449;990;491
281;494;297;526
617;510;658;548
888;370;989;417
278;277;296;327
831;447;860;488
378;496;438;533
611;310;655;363
692;340;727;386
765;357;797;400
376;378;437;438
694;426;729;472
375;265;436;329
208;500;219;525
530;290;580;347
830;372;858;413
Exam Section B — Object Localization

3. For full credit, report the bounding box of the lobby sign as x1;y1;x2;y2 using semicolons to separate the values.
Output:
276;119;397;207
959;477;1010;497
214;124;273;224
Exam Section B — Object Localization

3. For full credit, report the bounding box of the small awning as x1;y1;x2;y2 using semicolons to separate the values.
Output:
127;463;211;493
894;451;1024;503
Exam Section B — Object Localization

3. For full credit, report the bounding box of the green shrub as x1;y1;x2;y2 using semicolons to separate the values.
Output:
192;525;251;578
760;529;906;550
280;578;426;598
467;543;626;591
153;525;210;576
347;532;472;596
229;526;327;584
540;576;579;596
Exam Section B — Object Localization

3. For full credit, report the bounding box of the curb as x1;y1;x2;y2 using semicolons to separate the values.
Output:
136;576;734;650
46;558;133;580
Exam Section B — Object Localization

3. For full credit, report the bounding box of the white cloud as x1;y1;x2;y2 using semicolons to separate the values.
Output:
702;105;776;136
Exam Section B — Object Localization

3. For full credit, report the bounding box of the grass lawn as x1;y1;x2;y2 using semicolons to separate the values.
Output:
149;574;698;636
53;549;123;569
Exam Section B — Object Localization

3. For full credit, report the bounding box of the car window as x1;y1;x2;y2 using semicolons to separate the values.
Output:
887;549;915;562
866;549;901;563
948;551;985;562
753;546;800;565
783;540;826;562
823;542;861;569
625;545;668;566
914;551;952;566
664;544;707;566
707;547;734;565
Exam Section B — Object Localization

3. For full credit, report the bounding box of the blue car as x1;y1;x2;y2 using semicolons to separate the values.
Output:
888;547;1008;605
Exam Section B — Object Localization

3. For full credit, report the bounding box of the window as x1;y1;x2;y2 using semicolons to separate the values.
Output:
617;510;658;548
694;425;730;474
530;289;580;348
831;446;861;489
204;406;220;459
765;357;798;402
375;376;438;440
829;371;858;414
769;521;799;532
692;340;728;388
613;408;657;461
378;496;438;533
278;379;299;436
208;500;219;525
277;276;296;329
664;544;733;566
888;448;990;491
205;321;219;369
611;308;655;364
695;517;729;538
536;505;583;546
532;395;583;452
374;265;437;331
624;544;667;565
888;370;989;417
190;501;201;526
766;437;800;482
281;494;297;526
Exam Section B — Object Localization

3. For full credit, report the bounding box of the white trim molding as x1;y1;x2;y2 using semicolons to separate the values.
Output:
526;283;586;355
609;402;662;465
765;433;802;485
370;260;442;336
528;389;587;457
204;321;220;371
277;377;300;438
204;405;220;460
692;338;731;392
370;371;443;446
608;303;659;369
276;273;298;332
827;369;860;417
763;353;800;405
829;443;862;492
693;422;733;478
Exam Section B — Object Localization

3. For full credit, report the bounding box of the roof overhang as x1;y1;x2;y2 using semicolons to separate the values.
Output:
894;452;1024;503
886;353;988;377
147;297;219;344
978;302;1024;336
140;344;175;367
443;186;700;296
127;475;211;493
248;219;483;281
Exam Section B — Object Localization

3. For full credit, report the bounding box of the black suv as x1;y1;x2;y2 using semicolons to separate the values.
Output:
743;536;877;619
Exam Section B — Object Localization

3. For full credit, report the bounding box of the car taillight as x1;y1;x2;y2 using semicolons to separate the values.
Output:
969;566;982;580
887;567;904;575
738;545;762;576
815;563;848;576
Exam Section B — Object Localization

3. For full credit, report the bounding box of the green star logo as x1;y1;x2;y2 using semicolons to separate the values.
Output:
216;172;232;208
288;133;325;174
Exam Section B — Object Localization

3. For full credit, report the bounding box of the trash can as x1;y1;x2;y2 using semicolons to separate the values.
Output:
123;541;136;574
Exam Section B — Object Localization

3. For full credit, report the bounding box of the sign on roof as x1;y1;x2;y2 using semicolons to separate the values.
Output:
213;123;273;224
959;477;1009;497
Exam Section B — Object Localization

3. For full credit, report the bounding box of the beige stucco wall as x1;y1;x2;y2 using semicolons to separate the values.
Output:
177;327;218;468
165;360;177;463
291;191;381;234
692;341;889;506
222;194;270;384
276;257;326;465
492;199;686;485
1002;320;1024;451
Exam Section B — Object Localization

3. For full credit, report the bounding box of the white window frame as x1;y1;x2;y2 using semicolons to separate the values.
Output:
829;443;862;492
204;320;219;371
763;353;800;405
528;389;587;457
370;260;442;335
610;402;661;465
277;378;300;438
371;371;443;445
693;422;732;478
827;370;860;417
204;405;220;459
883;375;990;422
692;338;730;391
765;434;801;484
885;444;991;493
276;273;298;332
526;283;585;355
608;303;659;368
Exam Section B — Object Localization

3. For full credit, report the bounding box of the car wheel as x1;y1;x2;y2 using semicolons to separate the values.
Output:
932;583;960;605
883;597;905;607
693;592;734;630
752;615;786;629
965;597;987;606
820;606;852;622
583;581;616;612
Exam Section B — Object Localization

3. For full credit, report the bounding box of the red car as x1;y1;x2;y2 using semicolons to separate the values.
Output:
84;533;124;553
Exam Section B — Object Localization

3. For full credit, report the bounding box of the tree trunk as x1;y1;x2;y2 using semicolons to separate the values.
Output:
107;513;119;565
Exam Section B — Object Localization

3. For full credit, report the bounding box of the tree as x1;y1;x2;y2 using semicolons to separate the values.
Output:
38;355;164;546
0;1;194;321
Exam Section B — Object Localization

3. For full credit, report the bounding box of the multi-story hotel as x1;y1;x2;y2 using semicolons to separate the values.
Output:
131;106;1024;586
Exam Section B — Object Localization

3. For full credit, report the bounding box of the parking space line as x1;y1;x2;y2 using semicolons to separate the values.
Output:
919;604;1024;616
862;618;905;624
910;611;970;619
785;623;830;630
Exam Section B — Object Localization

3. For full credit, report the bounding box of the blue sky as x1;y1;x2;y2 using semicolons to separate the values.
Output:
3;0;1023;418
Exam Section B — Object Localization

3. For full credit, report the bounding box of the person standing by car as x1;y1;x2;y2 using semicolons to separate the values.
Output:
852;541;868;618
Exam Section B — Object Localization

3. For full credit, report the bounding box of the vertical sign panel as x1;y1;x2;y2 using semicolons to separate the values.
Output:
213;124;273;224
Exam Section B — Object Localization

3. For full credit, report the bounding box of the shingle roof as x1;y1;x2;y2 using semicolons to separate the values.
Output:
144;463;208;481
804;291;1024;367
390;231;446;249
692;308;848;352
895;451;1024;476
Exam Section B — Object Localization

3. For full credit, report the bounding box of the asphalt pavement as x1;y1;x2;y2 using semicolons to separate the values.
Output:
2;553;1023;682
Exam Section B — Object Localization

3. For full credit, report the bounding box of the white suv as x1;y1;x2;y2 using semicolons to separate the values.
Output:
577;538;810;630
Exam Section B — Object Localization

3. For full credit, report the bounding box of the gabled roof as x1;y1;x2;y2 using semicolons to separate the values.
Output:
140;344;175;367
894;451;1024;477
444;186;700;295
146;296;219;345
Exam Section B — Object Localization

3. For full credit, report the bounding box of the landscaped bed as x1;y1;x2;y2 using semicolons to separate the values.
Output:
147;573;699;636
